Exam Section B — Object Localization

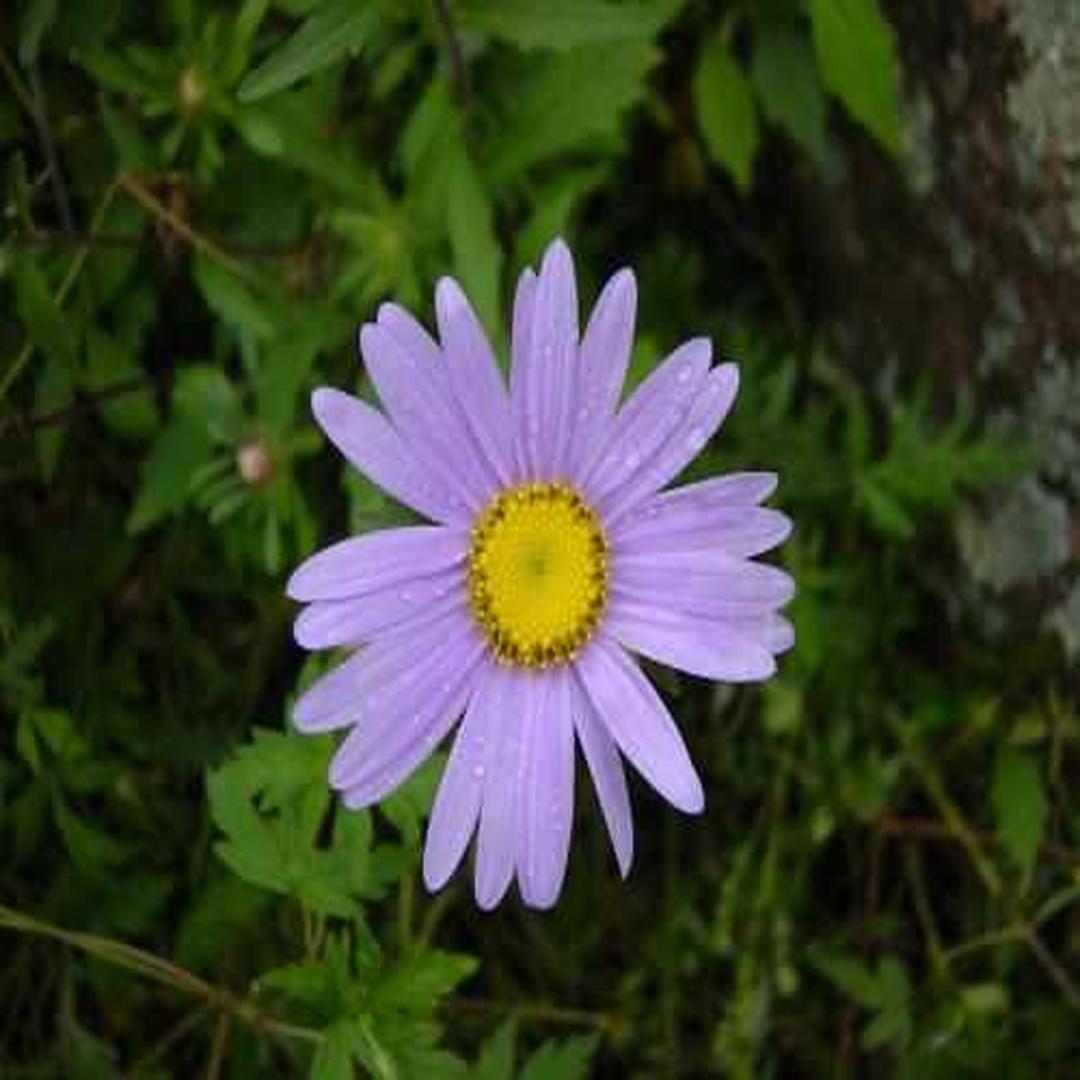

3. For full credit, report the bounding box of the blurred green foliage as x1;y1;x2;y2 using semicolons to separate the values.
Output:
1;0;1076;1077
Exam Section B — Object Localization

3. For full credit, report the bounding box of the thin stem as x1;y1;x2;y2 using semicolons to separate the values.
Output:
417;887;456;948
877;814;1077;865
0;46;36;117
445;997;615;1033
10;226;309;259
117;172;258;284
0;904;323;1047
205;1010;233;1079
0;178;120;405
944;925;1025;964
398;872;414;953
432;0;471;111
1035;881;1080;928
128;1006;208;1075
1023;929;1080;1013
887;716;1002;896
28;64;75;232
904;845;945;976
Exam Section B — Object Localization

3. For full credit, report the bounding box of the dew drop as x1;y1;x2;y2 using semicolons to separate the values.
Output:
472;764;485;780
676;364;694;385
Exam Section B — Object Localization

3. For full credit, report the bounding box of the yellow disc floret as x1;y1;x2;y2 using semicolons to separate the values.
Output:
468;482;608;667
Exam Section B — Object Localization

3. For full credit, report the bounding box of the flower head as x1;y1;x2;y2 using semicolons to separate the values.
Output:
287;238;793;909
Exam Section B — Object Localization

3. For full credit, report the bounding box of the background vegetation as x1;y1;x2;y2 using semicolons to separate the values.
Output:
2;0;1077;1076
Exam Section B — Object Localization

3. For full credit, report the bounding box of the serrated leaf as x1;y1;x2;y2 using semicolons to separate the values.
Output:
810;0;901;154
456;0;676;50
992;746;1048;881
693;39;760;190
207;730;383;913
519;1034;599;1080
238;0;379;102
374;950;477;1017
486;42;658;182
751;27;829;165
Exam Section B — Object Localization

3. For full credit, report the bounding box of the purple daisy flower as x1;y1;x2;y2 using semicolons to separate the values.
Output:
287;238;794;910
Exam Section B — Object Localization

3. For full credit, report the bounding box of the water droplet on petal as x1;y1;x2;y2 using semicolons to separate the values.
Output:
472;764;485;780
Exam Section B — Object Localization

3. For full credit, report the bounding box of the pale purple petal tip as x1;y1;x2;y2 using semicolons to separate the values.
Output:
576;638;705;815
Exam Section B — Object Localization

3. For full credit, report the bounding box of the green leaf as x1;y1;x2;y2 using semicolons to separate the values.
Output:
855;475;915;539
860;957;911;1050
311;1021;359;1080
810;948;911;1050
456;0;676;50
62;1013;118;1080
751;27;829;165
193;255;276;341
514;167;605;270
373;950;477;1017
174;873;271;973
52;792;130;875
238;0;379;102
992;746;1048;881
807;947;882;1009
486;42;658;182
14;256;78;371
446;143;503;337
379;754;443;846
472;1020;515;1080
18;0;58;66
82;328;157;439
234;94;371;196
519;1035;599;1080
207;730;384;914
809;0;901;154
173;365;244;443
693;39;760;190
33;351;74;480
127;415;214;533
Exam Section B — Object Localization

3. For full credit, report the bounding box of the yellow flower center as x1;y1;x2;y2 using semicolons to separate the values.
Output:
467;482;608;667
